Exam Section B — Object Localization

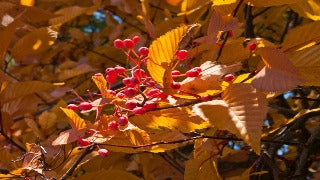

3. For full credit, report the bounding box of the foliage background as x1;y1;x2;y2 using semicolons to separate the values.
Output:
0;0;320;179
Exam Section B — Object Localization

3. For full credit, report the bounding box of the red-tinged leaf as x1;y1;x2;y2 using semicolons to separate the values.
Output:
193;84;267;154
52;129;85;146
252;47;304;92
60;108;86;130
181;61;242;94
195;10;239;44
252;67;304;92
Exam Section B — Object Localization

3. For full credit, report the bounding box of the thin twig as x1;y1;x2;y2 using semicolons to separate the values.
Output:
244;4;254;38
215;0;244;62
253;7;271;18
59;145;95;180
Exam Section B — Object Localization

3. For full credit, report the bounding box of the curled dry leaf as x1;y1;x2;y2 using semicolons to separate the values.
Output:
181;61;242;94
193;83;267;154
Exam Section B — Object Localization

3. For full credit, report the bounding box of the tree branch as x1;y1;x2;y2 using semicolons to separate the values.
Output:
244;4;254;38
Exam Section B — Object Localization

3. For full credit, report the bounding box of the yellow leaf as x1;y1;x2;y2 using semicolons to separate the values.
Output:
245;0;299;7
212;0;236;6
0;81;54;103
49;6;88;25
74;169;140;180
58;64;97;81
282;21;320;52
185;152;222;180
38;111;57;130
166;0;183;6
181;61;242;94
11;27;57;61
287;45;320;86
125;127;151;146
60;108;86;130
289;0;320;21
193;83;267;154
92;74;115;99
180;0;211;16
52;129;85;146
20;0;34;6
130;106;210;132
147;24;198;87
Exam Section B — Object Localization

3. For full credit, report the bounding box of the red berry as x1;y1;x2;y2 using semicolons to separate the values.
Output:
107;90;117;96
94;73;103;76
116;92;125;99
98;149;110;157
133;69;145;78
143;101;157;110
115;66;125;74
78;102;92;111
77;138;90;146
171;82;181;89
105;68;118;77
124;87;136;97
118;116;128;126
108;121;119;130
123;39;134;49
123;77;132;86
146;80;156;87
147;89;161;98
125;100;138;110
114;39;124;49
175;50;188;61
86;129;95;136
159;92;168;100
201;94;213;101
171;70;181;76
138;47;149;56
24;177;31;180
193;67;202;73
106;75;117;84
223;74;235;82
132;36;140;44
248;43;257;51
216;42;222;47
67;104;78;111
130;77;140;85
229;30;234;38
132;107;146;115
185;69;200;77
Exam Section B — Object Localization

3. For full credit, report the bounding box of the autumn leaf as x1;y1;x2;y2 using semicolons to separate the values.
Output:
52;129;85;146
0;81;54;103
195;10;239;45
251;47;304;92
92;74;115;99
181;61;242;94
130;106;210;133
193;83;267;154
245;0;299;7
147;24;198;87
60;108;86;130
289;0;320;21
287;45;320;86
282;20;320;52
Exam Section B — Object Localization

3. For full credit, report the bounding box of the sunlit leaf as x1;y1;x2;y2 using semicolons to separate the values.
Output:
20;0;34;6
251;47;304;92
60;108;86;130
282;20;320;52
289;0;320;21
245;0;299;7
147;24;198;86
193;83;267;154
181;61;242;94
130;106;210;132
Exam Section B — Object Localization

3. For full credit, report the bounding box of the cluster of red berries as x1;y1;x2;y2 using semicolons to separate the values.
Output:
65;35;225;154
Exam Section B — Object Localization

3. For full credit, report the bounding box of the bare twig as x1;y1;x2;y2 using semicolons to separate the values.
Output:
293;125;320;178
215;0;244;62
253;7;271;18
60;145;95;180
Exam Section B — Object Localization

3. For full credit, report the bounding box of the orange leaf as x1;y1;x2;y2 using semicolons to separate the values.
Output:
60;108;86;130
